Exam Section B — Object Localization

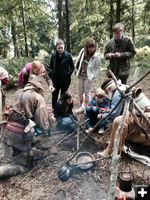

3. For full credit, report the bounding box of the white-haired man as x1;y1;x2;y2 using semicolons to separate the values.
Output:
98;79;150;157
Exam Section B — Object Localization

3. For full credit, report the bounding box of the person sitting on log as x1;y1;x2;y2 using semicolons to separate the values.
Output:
85;88;110;134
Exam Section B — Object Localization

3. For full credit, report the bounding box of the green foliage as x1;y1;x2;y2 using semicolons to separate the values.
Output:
0;0;150;62
0;57;29;76
135;46;150;60
134;46;150;68
0;57;29;90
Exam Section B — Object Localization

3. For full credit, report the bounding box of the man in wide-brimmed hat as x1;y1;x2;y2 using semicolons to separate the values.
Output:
98;79;150;157
2;74;52;172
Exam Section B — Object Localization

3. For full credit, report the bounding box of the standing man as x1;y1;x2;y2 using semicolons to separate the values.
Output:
49;39;74;112
104;23;136;84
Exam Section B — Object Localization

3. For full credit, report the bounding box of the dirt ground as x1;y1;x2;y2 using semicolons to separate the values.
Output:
0;67;150;200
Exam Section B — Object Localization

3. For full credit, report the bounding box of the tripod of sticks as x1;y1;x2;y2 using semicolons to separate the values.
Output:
107;69;150;200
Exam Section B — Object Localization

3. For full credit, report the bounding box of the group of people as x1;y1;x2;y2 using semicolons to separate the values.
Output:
0;22;149;179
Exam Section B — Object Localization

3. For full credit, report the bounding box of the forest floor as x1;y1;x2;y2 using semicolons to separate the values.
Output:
0;67;150;200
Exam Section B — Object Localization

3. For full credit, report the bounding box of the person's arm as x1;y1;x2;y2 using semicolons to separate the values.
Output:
119;38;136;59
42;72;55;91
69;54;75;75
74;48;84;75
104;41;115;60
86;98;97;109
103;91;122;120
93;53;101;78
49;53;55;79
34;95;51;136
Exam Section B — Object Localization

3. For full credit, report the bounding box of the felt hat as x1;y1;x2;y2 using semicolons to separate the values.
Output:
101;78;114;90
29;73;48;90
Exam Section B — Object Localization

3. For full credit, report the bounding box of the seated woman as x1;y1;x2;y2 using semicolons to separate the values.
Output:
17;61;54;91
85;88;110;134
55;92;76;132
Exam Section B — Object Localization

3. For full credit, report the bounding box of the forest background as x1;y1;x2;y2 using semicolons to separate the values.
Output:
0;0;150;86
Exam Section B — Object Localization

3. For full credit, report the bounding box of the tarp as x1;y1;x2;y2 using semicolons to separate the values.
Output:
123;145;150;166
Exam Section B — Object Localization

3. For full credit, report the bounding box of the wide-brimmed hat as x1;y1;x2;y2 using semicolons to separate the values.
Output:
101;78;114;90
29;73;48;90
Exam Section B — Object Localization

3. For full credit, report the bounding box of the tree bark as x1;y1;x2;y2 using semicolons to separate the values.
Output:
58;0;64;40
116;0;121;23
131;0;135;43
110;0;114;39
21;0;29;58
11;17;20;58
65;0;71;52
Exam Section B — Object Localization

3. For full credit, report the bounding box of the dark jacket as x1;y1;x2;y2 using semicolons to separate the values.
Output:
104;36;136;79
54;99;73;118
49;51;74;86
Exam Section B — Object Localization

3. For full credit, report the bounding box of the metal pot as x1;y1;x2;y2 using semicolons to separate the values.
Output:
75;152;95;171
58;163;72;182
58;152;98;182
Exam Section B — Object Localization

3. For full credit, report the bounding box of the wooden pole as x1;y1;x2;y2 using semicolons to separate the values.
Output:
108;96;131;200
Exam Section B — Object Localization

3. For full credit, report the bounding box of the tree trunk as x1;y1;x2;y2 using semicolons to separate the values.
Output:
116;0;121;23
11;17;20;58
110;0;114;39
131;0;135;43
21;0;29;58
58;0;64;40
85;0;89;12
65;0;71;52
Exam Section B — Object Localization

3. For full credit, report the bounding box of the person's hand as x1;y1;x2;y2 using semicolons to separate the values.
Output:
47;106;53;113
114;52;121;58
49;85;55;92
50;116;56;123
108;53;115;58
99;108;108;113
97;113;103;119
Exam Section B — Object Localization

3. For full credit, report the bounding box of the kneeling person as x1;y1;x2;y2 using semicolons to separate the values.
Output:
55;92;76;133
2;75;52;171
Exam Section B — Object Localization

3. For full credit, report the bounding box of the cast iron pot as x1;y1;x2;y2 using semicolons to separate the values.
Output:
58;152;95;182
